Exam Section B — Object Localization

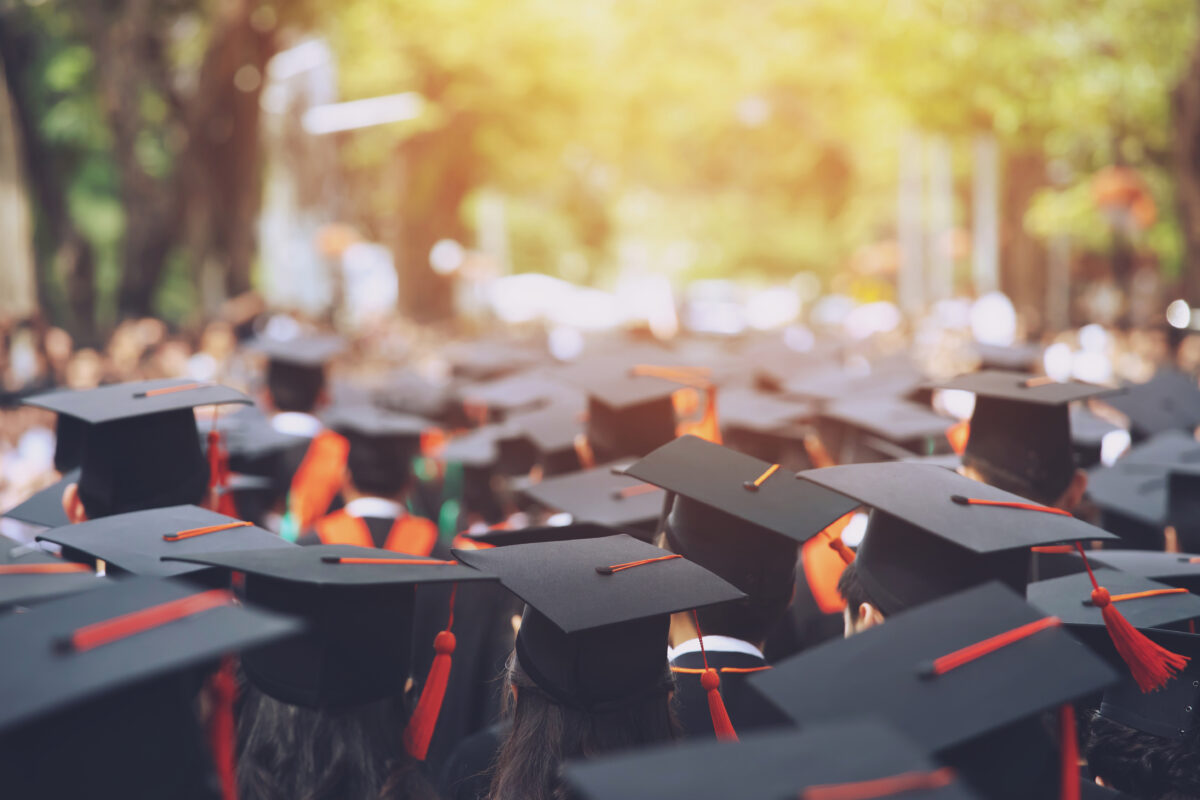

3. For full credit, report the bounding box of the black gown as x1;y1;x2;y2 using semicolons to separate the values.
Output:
438;722;508;800
669;648;791;740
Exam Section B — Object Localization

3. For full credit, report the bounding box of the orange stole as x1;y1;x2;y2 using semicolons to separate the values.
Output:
802;511;855;614
288;430;350;532
314;509;439;556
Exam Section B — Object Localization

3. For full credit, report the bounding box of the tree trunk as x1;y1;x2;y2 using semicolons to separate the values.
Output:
0;53;39;318
1173;17;1200;307
1000;151;1049;335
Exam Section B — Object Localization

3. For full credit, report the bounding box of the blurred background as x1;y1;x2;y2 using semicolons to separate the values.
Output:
1;1;1200;376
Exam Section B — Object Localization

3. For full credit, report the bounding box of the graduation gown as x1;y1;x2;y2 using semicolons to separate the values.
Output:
438;722;509;800
669;647;790;740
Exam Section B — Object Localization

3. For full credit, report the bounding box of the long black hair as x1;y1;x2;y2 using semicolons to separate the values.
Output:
237;681;438;800
488;655;679;800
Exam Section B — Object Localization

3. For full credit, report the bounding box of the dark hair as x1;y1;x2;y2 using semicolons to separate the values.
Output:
1085;712;1200;799
489;656;679;800
836;559;876;619
267;361;325;413
237;682;437;800
961;453;1067;508
346;436;416;498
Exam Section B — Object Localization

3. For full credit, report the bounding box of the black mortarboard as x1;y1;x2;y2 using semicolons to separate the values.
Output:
38;504;292;582
580;369;680;463
974;342;1042;373
458;372;583;420
324;405;428;496
373;368;458;422
749;583;1117;773
506;406;587;476
0;574;300;734
54;414;86;473
798;462;1116;613
935;372;1115;501
1070;405;1124;469
1099;629;1200;740
819;398;954;461
440;425;502;468
442;340;544;381
2;469;77;529
519;464;666;533
453;534;744;709
1121;429;1200;467
625;434;858;545
162;544;493;708
1100;368;1200;440
1028;568;1200;648
1088;549;1200;594
248;333;346;368
783;362;927;406
25;380;252;519
456;522;637;548
563;720;978;800
1086;463;1170;548
0;533;107;609
718;386;815;434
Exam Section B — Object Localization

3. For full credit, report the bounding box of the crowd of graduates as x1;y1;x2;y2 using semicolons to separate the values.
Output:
3;305;1200;800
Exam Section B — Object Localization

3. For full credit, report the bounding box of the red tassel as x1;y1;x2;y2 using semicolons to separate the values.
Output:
206;656;238;800
700;668;738;742
403;585;458;760
1059;704;1079;800
1075;544;1190;692
692;610;738;741
206;407;236;516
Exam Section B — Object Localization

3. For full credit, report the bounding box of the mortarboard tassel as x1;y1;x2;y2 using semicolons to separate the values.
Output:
206;407;238;517
1059;703;1079;800
1073;541;1190;692
945;419;970;456
403;584;459;760
800;767;956;800
205;656;239;800
692;609;738;742
953;495;1191;692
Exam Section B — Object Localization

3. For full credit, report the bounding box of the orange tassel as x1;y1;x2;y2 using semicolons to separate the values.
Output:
1074;543;1190;692
692;610;738;741
403;585;458;760
701;668;738;742
206;657;238;800
1060;704;1079;800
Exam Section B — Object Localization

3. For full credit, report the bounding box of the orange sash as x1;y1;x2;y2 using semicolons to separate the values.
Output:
288;430;350;532
802;511;855;614
315;509;439;556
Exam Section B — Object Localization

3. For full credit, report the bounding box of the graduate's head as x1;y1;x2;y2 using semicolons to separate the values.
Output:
20;379;251;522
251;334;344;415
937;371;1112;510
326;407;427;501
797;461;1110;637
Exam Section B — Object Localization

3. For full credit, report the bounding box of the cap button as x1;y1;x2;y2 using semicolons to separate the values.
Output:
742;481;760;492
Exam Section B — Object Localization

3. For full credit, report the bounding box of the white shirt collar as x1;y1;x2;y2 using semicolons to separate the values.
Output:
667;635;765;662
343;497;405;520
270;411;323;438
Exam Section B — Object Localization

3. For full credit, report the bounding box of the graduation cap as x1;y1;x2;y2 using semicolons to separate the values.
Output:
749;582;1117;799
0;533;107;609
458;372;583;420
162;544;494;760
783;361;928;406
249;333;345;413
441;340;544;381
1098;629;1200;740
24;380;252;519
37;504;292;582
506;405;588;476
53;414;86;473
453;534;744;713
440;425;502;468
1088;549;1200;594
1086;463;1171;549
2;469;77;529
1070;405;1125;469
456;522;638;548
1121;429;1200;467
935;371;1116;502
1101;368;1200;440
563;720;979;800
819;398;954;461
519;464;666;534
324;405;429;497
1029;567;1200;661
373;368;458;422
0;574;299;798
574;366;681;463
0;574;299;734
797;462;1117;613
